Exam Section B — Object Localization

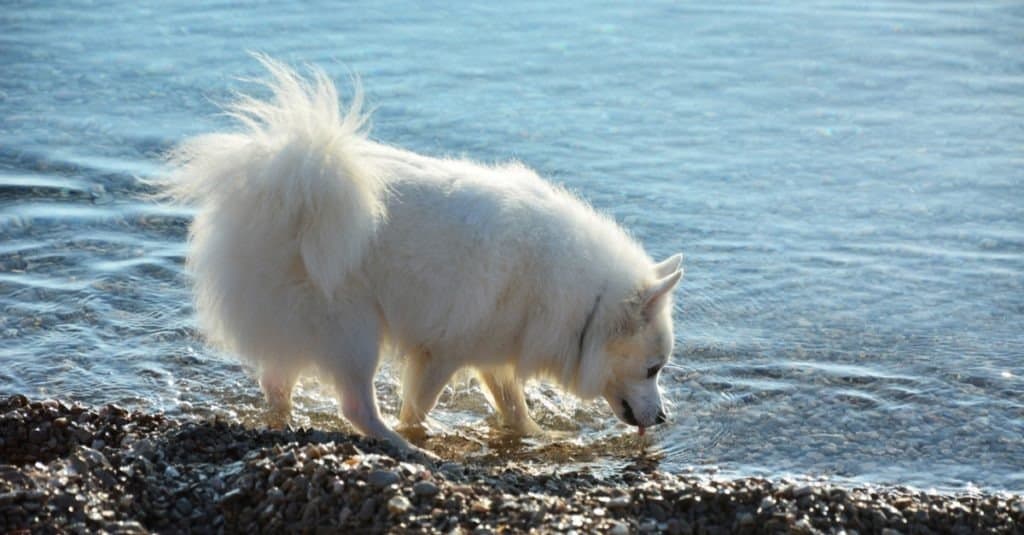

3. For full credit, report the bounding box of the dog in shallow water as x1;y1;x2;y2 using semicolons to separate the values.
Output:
165;56;683;450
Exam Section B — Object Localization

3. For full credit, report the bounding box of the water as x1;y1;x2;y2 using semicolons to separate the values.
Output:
2;1;1022;492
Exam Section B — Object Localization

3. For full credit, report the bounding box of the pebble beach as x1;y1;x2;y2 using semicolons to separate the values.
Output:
2;395;1021;534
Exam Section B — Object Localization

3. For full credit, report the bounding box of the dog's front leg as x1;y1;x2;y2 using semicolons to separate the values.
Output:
479;369;542;436
398;350;459;429
260;365;302;429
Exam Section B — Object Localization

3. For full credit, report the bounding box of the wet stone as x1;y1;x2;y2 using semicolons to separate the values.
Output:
608;521;630;535
368;469;400;488
388;495;412;515
174;496;193;516
414;480;440;498
28;427;47;444
607;495;631;509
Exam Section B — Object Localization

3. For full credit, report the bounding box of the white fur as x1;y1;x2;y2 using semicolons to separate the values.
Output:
165;56;682;447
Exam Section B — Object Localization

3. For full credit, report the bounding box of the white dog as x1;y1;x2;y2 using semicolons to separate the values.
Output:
165;57;682;450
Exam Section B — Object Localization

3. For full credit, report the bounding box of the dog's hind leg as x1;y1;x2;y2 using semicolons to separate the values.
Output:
398;349;459;429
320;305;410;450
479;369;542;436
260;365;302;429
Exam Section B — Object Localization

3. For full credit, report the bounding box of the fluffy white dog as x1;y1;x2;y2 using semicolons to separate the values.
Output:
165;57;683;450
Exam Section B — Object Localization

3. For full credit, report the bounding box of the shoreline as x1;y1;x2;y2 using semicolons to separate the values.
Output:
1;395;1020;533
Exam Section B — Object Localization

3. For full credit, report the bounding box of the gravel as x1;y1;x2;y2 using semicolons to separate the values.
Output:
1;394;1021;533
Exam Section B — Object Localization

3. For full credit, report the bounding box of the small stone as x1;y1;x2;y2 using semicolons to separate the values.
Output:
219;489;243;506
792;518;815;534
267;487;285;504
175;497;192;516
608;521;629;535
368;469;400;488
413;480;439;498
358;499;377;520
277;450;297;466
439;462;463;477
78;445;110;468
471;498;492;513
387;495;411;515
164;465;181;479
607;495;631;509
28;426;47;443
793;485;813;498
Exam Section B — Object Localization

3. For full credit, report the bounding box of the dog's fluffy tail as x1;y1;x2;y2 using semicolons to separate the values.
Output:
165;55;385;301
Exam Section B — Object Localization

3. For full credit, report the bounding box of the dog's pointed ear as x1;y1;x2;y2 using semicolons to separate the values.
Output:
653;253;683;278
640;270;682;321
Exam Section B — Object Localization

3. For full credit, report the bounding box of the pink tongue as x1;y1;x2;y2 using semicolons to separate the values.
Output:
638;426;646;437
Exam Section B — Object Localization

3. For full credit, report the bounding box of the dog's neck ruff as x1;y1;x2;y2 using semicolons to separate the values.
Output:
577;291;603;363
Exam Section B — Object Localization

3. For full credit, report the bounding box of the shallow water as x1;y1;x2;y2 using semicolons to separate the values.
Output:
1;1;1022;492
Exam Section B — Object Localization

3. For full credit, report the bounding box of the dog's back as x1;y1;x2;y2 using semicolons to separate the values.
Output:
361;142;652;379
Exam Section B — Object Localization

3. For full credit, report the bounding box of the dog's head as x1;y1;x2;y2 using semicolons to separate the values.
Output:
576;253;683;432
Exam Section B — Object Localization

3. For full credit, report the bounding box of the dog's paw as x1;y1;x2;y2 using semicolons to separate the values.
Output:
264;411;292;431
395;422;431;442
503;417;544;437
395;442;441;465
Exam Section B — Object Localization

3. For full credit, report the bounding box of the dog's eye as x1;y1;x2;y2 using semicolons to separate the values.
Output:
646;365;662;379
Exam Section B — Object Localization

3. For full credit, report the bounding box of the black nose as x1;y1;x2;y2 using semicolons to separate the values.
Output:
621;399;639;426
655;409;667;425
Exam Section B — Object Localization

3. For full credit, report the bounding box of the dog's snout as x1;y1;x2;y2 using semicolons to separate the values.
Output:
655;409;667;425
621;399;639;426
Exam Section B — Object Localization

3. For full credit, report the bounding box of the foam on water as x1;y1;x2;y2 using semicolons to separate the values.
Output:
1;0;1021;491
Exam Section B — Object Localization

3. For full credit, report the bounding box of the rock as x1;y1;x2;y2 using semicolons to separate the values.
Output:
357;498;377;520
413;480;439;498
368;469;400;488
28;426;47;444
791;517;816;534
175;497;193;516
608;521;630;535
471;498;492;514
387;495;411;515
219;488;244;506
78;445;110;467
607;495;631;509
267;487;285;504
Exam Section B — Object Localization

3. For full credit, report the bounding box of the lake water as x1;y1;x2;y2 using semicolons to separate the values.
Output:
2;1;1022;492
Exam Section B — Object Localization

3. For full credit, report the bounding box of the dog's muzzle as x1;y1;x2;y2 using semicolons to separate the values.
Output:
622;399;667;427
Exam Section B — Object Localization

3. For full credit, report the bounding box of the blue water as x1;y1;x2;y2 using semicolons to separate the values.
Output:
2;1;1022;492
